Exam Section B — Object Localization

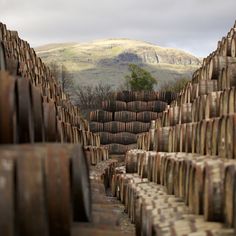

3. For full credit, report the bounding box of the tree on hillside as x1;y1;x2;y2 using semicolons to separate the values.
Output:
125;64;157;91
159;77;190;93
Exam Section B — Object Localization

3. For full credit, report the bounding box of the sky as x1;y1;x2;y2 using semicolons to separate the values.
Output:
1;0;236;57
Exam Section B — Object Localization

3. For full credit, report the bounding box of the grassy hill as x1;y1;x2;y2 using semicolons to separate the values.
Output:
35;39;201;89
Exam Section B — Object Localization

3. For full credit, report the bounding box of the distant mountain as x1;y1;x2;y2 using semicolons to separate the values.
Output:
35;39;201;89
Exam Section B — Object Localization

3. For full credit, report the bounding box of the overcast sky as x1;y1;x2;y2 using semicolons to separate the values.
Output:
1;0;235;57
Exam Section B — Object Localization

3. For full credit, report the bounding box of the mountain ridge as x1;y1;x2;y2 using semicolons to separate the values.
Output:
35;38;201;88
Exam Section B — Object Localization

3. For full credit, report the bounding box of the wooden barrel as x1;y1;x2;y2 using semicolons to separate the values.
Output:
154;127;171;152
224;164;236;228
180;103;192;124
205;119;214;155
116;91;136;102
31;85;45;142
219;90;230;116
158;91;177;104
114;111;136;122
104;121;126;133
208;56;236;80
211;118;221;155
198;80;218;96
205;91;222;119
0;72;18;144
126;101;147;112
89;122;104;133
0;155;15;236
225;115;236;159
138;90;157;101
125;121;150;134
43;99;57;142
184;123;193;153
0;144;91;224
0;41;6;70
204;160;224;222
101;100;126;112
16;77;34;143
218;116;227;157
168;106;180;126
228;88;235;114
147;101;167;112
113;132;137;145
90;110;113;122
179;124;186;152
136;111;157;123
104;143;137;155
125;150;140;173
191;123;198;154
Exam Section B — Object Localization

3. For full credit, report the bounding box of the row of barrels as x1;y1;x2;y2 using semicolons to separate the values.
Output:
0;72;97;146
97;132;137;145
0;23;89;136
101;100;167;112
0;143;91;236
90;110;160;123
113;90;177;104
111;169;235;236
84;146;109;165
124;150;236;233
162;87;236;127
138;114;236;159
90;121;150;134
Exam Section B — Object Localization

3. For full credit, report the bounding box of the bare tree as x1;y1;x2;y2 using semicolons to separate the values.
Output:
48;62;74;95
75;83;114;110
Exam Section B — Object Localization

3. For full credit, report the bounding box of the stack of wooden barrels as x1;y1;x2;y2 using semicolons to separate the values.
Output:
0;22;109;235
89;90;176;155
109;20;236;235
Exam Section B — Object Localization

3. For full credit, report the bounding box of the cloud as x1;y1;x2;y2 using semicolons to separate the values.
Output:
0;0;235;57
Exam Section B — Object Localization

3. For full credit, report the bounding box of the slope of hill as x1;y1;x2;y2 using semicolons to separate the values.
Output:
35;39;201;88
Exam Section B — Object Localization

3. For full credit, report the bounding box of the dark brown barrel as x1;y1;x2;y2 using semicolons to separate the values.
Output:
0;41;6;70
138;90;157;101
0;72;18;144
98;132;113;144
126;101;147;112
0;156;15;236
17;151;49;236
158;91;177;104
43;99;57;142
113;132;137;145
204;160;224;222
16;77;34;143
147;101;167;112
116;91;136;102
89;122;104;133
136;111;158;122
90;110;113;122
104;121;126;133
191;122;198;153
44;147;71;236
125;121;150;134
198;95;207;122
101;100;126;112
114;111;136;122
0;144;91;235
31;85;45;142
